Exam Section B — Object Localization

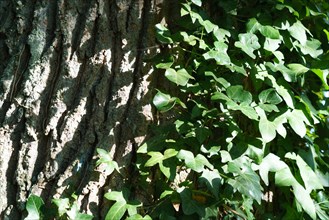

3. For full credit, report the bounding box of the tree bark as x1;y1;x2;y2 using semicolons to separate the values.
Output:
0;0;175;218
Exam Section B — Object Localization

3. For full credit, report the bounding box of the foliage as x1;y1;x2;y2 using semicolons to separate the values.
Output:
24;194;93;220
137;0;329;219
23;0;329;219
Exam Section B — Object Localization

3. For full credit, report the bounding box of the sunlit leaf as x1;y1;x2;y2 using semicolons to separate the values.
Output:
105;201;127;220
260;25;280;39
259;153;287;185
25;195;44;220
228;162;263;204
259;118;277;143
234;33;261;59
199;169;222;199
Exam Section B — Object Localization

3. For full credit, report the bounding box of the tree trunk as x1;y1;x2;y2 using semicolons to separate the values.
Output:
0;0;176;218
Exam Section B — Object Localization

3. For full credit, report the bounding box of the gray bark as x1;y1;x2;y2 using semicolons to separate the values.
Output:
0;0;175;218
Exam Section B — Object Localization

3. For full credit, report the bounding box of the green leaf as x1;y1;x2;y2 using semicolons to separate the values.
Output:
126;214;152;220
287;109;308;137
203;43;231;65
264;38;281;52
205;71;230;88
259;88;283;104
199;169;222;199
293;184;316;220
145;152;163;167
177;150;213;172
96;148;120;176
52;198;70;217
295;156;323;192
191;0;202;6
163;148;178;159
260;25;280;39
275;167;297;187
202;20;216;33
155;24;173;44
25;195;44;220
227;85;252;104
179;188;205;216
228;162;263;204
287;63;309;76
75;213;94;220
259;103;279;112
234;33;261;59
311;69;329;86
213;28;231;42
105;201;127;220
297;39;323;58
276;85;294;108
153;90;176;112
259;153;287;185
288;20;307;44
246;18;260;33
239;103;259;120
195;127;211;143
104;191;126;202
155;55;174;69
165;68;194;86
259;118;277;143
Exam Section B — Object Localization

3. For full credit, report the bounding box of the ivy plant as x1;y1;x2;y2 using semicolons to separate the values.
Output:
137;0;329;219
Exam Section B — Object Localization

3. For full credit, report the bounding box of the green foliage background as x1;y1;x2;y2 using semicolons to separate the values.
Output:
25;0;329;219
140;0;329;219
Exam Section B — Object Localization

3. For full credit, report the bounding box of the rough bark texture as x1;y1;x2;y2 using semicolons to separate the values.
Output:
0;0;178;218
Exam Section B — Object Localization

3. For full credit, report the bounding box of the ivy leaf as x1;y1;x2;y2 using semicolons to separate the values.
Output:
227;85;252;104
153;90;176;112
260;25;280;39
177;150;213;172
259;118;277;143
311;69;329;87
145;152;163;167
234;33;261;59
228;163;263;204
25;195;44;220
287;63;309;76
239;103;259;120
259;103;279;112
203;42;231;65
213;28;231;42
179;188;205;216
246;18;261;33
259;88;282;104
276;85;294;108
199;169;222;199
196;127;211;143
287;109;308;137
126;214;152;220
191;0;202;7
259;153;287;185
52;198;70;217
295;156;323;192
264;38;281;52
155;24;173;44
275;167;297;187
75;213;94;220
165;68;194;86
297;39;323;58
96;148;119;176
293;184;316;220
105;201;127;220
155;55;174;69
288;20;307;45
